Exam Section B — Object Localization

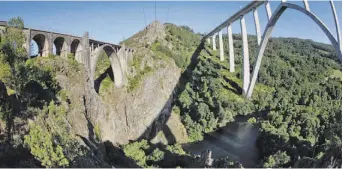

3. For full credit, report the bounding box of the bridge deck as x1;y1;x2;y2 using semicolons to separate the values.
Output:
0;21;131;50
203;1;264;40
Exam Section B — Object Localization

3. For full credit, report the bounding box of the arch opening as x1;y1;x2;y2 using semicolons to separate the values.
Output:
30;40;39;58
32;34;49;57
70;39;83;61
53;37;67;57
247;3;342;98
92;44;124;93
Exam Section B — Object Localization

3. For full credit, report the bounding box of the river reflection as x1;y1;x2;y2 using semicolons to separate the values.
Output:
182;116;260;167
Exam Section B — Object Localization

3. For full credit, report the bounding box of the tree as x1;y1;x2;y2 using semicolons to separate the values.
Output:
8;17;24;29
263;151;290;168
24;122;69;167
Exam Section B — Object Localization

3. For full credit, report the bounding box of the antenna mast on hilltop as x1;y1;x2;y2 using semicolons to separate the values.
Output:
143;8;147;27
166;7;169;23
155;0;157;21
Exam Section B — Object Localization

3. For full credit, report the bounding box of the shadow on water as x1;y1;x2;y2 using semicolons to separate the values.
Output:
181;115;260;167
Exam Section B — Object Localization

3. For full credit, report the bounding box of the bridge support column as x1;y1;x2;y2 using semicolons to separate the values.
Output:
227;25;234;72
82;32;90;71
265;1;272;20
253;8;261;45
219;30;224;61
330;0;341;51
240;16;250;95
43;32;53;57
303;0;310;11
26;29;31;57
62;37;70;59
212;34;216;51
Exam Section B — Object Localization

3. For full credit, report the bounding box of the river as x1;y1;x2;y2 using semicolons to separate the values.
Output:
182;116;260;167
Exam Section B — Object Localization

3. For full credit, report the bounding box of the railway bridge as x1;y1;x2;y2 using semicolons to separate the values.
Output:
0;22;134;88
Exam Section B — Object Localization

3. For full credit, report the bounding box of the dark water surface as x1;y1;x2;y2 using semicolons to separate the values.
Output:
182;116;260;167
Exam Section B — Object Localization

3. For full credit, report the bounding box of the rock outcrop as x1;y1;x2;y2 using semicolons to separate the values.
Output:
59;21;182;148
121;20;166;47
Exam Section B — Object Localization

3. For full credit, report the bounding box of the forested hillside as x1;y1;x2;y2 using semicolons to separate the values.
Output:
122;23;342;168
0;18;341;168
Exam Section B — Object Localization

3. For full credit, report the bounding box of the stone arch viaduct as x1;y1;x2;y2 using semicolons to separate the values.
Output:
0;23;134;88
203;0;342;99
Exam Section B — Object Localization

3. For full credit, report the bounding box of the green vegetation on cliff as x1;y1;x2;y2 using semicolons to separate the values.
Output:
0;17;105;168
0;17;341;168
147;23;341;168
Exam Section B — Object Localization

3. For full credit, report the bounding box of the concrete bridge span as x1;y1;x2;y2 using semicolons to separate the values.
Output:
91;44;130;88
203;0;342;99
0;23;134;89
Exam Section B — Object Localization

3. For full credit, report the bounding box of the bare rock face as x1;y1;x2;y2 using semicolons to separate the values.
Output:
142;20;166;44
123;20;166;47
96;51;181;145
85;20;182;145
54;21;181;167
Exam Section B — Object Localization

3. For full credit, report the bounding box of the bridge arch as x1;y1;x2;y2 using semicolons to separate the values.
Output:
91;44;124;88
53;36;68;57
70;39;83;62
247;2;342;98
32;34;49;57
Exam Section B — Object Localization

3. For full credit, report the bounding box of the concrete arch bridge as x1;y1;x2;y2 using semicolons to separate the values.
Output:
203;0;342;98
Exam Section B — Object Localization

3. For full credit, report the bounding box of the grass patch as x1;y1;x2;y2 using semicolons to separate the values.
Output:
99;75;113;95
94;123;102;142
127;65;153;92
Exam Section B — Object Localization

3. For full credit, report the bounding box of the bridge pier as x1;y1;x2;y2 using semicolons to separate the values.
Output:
303;0;310;11
219;30;224;61
253;8;261;45
330;0;341;51
265;1;272;20
227;25;234;72
25;29;31;57
212;34;217;51
47;32;53;57
82;32;91;71
240;15;250;95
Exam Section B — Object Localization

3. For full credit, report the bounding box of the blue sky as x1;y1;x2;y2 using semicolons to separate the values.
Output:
0;1;341;45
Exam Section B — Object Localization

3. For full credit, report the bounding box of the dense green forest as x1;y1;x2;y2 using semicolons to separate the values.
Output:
0;17;341;168
0;17;104;168
124;23;341;168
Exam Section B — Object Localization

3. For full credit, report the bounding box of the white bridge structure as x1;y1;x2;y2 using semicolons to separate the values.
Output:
203;0;342;98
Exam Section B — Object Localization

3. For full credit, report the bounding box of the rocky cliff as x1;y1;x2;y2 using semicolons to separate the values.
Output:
59;21;182;149
0;21;187;167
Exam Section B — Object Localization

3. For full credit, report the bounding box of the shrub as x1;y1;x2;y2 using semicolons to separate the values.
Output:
123;139;149;166
94;123;102;142
166;144;186;155
247;117;257;124
24;122;69;167
148;148;165;162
